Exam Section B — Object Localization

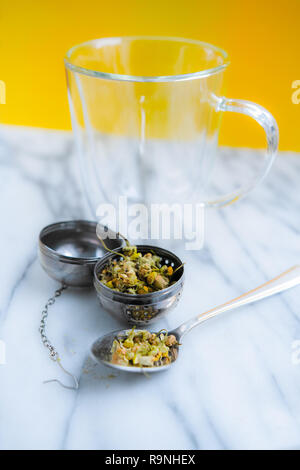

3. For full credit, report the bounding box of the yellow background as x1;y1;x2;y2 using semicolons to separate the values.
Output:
0;0;299;151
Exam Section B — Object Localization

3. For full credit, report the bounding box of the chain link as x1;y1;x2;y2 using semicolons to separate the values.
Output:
39;284;67;362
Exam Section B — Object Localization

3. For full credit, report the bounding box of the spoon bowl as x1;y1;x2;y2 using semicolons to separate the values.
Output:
90;329;178;373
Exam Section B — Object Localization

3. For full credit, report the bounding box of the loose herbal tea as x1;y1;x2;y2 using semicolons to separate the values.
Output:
110;328;179;367
98;238;183;295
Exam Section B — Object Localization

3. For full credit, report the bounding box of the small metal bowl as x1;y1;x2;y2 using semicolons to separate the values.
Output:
39;220;122;287
94;245;185;325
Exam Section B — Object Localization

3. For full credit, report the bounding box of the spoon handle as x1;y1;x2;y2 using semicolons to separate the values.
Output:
175;265;300;339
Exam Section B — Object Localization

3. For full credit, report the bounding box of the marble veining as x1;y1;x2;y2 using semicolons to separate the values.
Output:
0;125;299;450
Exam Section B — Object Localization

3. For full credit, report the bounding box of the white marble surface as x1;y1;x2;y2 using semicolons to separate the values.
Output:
0;125;300;450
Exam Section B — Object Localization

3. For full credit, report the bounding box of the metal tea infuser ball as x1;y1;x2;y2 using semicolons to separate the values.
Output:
38;220;184;389
38;220;123;390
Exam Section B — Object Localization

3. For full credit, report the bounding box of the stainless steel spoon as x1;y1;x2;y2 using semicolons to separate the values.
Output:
91;265;300;373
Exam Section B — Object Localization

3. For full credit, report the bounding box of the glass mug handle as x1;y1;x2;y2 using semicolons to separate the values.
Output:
208;95;279;207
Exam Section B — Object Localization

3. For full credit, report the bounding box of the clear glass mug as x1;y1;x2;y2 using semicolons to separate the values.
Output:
65;36;278;215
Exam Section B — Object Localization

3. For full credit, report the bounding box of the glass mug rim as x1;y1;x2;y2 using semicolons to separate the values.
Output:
64;35;229;83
